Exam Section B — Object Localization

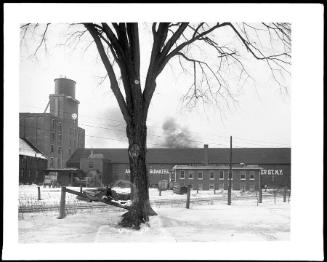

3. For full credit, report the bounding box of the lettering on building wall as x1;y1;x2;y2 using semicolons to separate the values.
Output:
261;169;283;175
125;169;169;175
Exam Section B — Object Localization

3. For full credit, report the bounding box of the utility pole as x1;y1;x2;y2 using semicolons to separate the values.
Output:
228;136;232;205
258;169;262;203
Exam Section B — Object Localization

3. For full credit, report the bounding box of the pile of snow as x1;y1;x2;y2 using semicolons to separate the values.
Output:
111;187;131;194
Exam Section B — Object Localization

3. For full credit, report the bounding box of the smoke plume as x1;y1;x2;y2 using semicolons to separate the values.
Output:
96;107;157;147
161;118;197;148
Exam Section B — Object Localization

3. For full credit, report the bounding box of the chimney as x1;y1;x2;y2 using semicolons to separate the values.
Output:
203;144;209;165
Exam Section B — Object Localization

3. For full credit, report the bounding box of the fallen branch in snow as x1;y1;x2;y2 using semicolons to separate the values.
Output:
65;187;131;211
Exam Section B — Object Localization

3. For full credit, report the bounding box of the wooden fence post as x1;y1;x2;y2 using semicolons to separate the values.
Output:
37;186;41;200
159;188;161;196
80;185;82;193
258;172;262;203
58;186;66;219
283;186;287;202
186;185;191;209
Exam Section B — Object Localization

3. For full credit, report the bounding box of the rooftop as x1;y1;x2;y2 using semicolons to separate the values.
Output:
68;147;291;165
173;165;262;170
19;138;47;159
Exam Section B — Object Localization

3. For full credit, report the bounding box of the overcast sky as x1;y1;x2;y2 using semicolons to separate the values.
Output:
19;23;291;149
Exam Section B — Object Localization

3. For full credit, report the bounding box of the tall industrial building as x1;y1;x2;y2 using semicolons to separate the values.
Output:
20;78;85;170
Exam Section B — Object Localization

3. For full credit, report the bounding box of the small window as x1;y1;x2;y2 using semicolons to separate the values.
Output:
226;171;233;180
188;172;193;179
197;171;203;180
58;134;62;144
240;171;246;180
210;172;214;180
58;122;62;133
50;145;54;153
209;184;215;190
180;170;185;179
250;171;255;180
58;147;62;155
52;119;56;129
49;157;54;168
219;170;224;180
170;173;176;182
50;133;55;143
89;161;94;169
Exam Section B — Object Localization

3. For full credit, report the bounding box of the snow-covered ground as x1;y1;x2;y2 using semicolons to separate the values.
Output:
19;196;290;243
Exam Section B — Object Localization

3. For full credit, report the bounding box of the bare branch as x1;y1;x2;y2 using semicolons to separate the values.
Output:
84;23;131;124
33;23;50;56
159;23;230;71
160;23;189;57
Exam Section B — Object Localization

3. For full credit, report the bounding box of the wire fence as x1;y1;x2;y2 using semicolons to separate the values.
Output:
18;187;290;218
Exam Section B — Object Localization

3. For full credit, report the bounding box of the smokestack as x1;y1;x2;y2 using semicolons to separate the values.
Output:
204;144;209;165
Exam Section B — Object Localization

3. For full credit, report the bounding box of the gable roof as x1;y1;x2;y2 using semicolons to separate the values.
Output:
19;138;47;159
68;147;291;165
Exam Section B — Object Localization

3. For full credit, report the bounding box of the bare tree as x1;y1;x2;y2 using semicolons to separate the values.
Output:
20;22;291;229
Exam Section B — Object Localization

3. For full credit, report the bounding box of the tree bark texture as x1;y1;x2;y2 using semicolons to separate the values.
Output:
119;119;157;229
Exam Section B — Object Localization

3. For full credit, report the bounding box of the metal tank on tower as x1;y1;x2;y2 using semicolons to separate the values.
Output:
49;77;80;122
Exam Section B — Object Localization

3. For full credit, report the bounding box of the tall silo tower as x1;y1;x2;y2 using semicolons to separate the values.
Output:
48;77;83;168
49;78;80;122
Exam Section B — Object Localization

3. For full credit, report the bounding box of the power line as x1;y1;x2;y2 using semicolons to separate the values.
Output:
80;123;228;147
21;121;226;148
20;103;290;147
20;105;228;147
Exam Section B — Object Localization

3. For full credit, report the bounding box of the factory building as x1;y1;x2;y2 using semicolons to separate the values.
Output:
67;145;291;190
20;78;85;170
173;164;262;191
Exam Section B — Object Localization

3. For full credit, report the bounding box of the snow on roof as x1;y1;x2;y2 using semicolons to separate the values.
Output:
45;168;79;172
19;138;47;159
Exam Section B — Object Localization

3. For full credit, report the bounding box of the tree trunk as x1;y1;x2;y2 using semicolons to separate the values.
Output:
119;120;157;229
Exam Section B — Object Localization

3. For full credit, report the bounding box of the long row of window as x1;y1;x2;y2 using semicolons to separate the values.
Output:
179;170;256;180
189;183;235;190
